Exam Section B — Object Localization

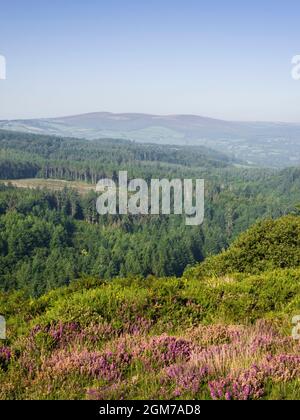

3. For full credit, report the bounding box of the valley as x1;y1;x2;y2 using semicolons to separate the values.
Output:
1;113;300;167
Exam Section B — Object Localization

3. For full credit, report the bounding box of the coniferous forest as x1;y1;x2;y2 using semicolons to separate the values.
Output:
0;129;299;400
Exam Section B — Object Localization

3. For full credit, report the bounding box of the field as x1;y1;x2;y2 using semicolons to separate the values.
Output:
0;179;95;195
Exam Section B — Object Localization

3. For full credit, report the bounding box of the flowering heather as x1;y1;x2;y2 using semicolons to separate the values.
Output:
132;334;195;367
123;316;153;336
186;324;243;347
42;346;132;381
209;366;266;400
263;354;300;382
208;353;300;400
0;347;11;370
1;309;300;400
27;322;115;350
25;316;153;353
164;363;211;397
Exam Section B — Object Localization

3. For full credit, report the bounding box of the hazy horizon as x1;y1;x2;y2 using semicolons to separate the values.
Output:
2;110;300;125
1;0;300;122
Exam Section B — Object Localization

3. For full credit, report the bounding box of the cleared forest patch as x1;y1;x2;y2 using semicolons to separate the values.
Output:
0;178;95;195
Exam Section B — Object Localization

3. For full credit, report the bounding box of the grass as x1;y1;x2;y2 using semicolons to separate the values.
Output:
0;178;95;195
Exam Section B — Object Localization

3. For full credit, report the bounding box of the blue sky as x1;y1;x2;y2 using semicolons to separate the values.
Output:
0;0;299;121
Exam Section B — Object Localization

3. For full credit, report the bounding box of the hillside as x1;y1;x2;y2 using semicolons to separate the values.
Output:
0;129;238;182
1;113;300;167
186;216;300;278
0;215;300;400
0;131;300;400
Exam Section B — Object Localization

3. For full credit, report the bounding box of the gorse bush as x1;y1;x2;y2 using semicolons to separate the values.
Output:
186;216;300;278
2;266;299;341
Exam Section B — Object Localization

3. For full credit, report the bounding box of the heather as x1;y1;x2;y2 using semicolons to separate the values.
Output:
0;216;300;400
0;268;300;400
0;317;299;400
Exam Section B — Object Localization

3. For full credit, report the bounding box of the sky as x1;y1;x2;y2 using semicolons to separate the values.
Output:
0;0;300;122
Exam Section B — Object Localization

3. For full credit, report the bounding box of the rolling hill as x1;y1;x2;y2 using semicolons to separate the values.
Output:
1;113;300;167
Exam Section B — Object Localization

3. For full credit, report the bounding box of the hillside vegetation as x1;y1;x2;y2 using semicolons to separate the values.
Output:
0;130;299;400
186;215;300;278
0;215;299;400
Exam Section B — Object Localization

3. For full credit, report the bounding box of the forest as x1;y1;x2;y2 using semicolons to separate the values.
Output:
0;130;299;295
0;129;299;400
0;129;235;182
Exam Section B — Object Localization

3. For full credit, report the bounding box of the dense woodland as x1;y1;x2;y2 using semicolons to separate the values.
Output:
0;130;235;182
0;130;299;295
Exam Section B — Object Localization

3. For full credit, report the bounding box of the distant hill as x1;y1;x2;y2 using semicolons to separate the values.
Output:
1;112;300;167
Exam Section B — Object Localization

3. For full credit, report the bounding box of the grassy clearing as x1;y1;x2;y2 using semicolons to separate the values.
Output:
0;179;94;195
